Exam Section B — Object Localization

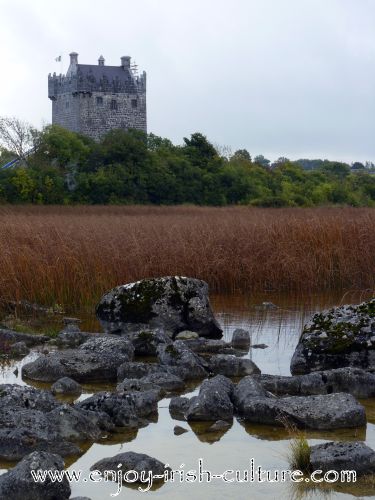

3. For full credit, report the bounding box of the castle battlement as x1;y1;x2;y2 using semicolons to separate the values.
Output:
48;52;147;140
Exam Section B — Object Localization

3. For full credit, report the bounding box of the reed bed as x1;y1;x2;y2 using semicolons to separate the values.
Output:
0;205;374;311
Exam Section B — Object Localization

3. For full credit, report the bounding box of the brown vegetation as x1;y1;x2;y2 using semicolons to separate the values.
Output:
0;205;374;311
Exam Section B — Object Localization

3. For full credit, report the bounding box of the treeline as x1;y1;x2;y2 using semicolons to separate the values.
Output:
0;125;375;206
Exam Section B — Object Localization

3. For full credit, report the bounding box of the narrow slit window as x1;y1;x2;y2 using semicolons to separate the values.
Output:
131;99;138;109
96;96;103;106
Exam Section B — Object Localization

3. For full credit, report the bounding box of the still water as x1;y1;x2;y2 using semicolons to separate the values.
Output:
1;291;375;499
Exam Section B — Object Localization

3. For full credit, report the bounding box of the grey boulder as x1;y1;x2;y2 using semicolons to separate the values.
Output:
96;276;222;338
76;389;158;427
235;392;366;430
185;375;234;421
128;329;172;356
91;451;169;482
231;328;251;349
0;451;71;500
291;299;375;375
209;354;261;377
169;396;191;420
157;341;208;380
310;441;375;476
260;367;375;398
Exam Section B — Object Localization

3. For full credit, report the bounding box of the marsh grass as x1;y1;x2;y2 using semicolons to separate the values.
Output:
279;416;311;473
0;205;374;311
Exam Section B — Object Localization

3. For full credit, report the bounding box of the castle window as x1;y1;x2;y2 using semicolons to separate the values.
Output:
110;99;118;110
96;96;103;106
65;101;69;109
131;99;138;109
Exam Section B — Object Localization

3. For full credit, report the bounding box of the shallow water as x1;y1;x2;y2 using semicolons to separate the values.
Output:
1;291;375;499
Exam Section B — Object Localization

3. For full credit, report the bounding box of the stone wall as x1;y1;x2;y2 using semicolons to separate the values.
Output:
78;91;147;141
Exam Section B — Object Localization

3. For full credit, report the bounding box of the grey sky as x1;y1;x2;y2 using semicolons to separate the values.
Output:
1;0;374;162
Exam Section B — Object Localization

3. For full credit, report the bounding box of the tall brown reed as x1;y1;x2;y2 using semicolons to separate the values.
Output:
0;205;374;311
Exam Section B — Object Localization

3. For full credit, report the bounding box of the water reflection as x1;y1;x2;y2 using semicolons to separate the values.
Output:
1;291;375;499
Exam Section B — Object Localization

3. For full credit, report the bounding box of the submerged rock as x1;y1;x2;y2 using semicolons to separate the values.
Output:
260;367;375;398
208;420;232;432
291;299;375;374
51;377;82;396
22;336;134;383
174;425;189;435
96;276;223;339
310;441;375;476
91;451;169;482
0;451;71;500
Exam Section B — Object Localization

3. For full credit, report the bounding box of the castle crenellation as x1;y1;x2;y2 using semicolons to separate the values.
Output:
48;52;146;141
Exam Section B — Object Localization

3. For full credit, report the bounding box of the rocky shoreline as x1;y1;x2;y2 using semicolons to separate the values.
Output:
0;276;375;499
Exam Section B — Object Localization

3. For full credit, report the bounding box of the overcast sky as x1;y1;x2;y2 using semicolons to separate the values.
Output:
1;0;374;162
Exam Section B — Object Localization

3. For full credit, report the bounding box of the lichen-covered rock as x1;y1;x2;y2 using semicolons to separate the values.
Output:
91;451;169;482
260;367;375;398
209;354;261;377
0;451;71;500
310;441;375;476
22;336;134;383
185;375;234;421
291;299;375;374
231;329;251;349
157;340;208;380
235;392;366;430
96;276;223;339
51;377;82;396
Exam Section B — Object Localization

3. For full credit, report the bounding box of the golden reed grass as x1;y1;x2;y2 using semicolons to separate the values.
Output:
0;205;374;311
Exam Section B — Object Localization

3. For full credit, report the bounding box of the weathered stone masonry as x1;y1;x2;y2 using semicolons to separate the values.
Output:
48;53;146;141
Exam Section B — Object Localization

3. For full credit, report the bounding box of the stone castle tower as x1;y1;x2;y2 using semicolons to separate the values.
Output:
48;52;146;140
